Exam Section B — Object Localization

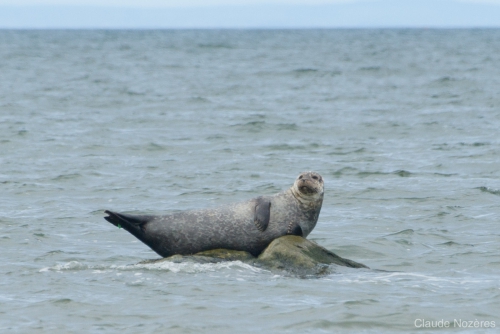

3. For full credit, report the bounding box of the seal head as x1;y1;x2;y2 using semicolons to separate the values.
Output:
291;171;324;204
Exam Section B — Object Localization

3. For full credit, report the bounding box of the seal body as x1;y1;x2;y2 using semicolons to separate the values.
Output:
104;171;324;257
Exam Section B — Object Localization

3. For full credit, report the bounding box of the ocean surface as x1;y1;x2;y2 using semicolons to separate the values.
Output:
1;29;499;333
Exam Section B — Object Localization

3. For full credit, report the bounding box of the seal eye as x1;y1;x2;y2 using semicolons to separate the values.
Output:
312;176;318;180
298;175;303;180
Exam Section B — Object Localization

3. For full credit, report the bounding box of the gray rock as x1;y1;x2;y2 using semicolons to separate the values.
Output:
255;235;368;276
138;235;367;277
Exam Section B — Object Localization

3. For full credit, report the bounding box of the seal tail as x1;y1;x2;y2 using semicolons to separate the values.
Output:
104;210;152;241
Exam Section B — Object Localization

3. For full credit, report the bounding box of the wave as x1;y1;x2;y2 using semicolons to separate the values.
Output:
39;260;264;275
477;186;500;196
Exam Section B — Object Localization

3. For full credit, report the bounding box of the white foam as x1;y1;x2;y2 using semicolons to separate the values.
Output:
39;259;264;276
39;261;89;272
128;260;263;274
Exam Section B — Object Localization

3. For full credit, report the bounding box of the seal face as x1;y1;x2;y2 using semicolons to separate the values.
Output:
104;171;324;257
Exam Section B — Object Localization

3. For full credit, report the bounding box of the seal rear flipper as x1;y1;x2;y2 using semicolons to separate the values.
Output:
254;198;271;232
104;210;153;240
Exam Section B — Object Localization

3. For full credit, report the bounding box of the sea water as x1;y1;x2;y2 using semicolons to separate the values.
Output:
1;29;499;333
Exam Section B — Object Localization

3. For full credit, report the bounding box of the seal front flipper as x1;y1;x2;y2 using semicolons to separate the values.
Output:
287;222;303;237
254;198;271;232
104;210;153;240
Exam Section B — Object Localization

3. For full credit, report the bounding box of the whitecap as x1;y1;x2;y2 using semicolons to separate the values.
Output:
39;261;89;272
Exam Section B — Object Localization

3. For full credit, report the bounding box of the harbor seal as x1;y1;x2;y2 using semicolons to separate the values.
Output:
104;171;324;257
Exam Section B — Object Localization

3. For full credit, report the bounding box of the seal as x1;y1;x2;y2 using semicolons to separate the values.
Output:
104;171;324;257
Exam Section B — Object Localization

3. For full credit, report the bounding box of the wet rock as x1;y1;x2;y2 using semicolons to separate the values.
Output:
255;235;368;276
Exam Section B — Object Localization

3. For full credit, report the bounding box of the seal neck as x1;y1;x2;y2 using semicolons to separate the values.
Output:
289;187;323;208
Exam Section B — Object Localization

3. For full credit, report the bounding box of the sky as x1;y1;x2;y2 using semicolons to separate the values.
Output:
1;0;500;28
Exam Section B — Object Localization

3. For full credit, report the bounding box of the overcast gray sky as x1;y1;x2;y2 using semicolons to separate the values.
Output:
1;0;500;28
2;0;500;6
